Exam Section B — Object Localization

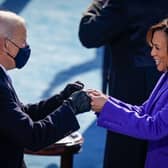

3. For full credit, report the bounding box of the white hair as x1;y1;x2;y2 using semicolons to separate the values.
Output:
0;10;26;39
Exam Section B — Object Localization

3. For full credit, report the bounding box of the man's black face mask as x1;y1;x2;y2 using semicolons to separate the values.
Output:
5;38;31;69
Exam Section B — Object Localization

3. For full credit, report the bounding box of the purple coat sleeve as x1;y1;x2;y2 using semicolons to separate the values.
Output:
97;96;168;140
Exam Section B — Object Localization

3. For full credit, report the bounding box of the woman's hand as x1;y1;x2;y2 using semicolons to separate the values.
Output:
87;89;108;112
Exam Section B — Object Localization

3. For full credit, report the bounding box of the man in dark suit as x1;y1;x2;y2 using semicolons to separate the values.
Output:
0;10;91;168
78;0;168;167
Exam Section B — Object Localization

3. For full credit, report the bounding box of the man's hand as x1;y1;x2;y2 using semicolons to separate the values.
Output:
65;90;91;115
94;0;110;6
60;81;84;100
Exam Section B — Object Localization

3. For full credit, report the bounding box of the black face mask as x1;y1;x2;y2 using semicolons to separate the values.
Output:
5;39;31;69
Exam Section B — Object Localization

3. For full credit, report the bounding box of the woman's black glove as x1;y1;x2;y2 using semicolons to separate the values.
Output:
60;81;84;100
65;90;91;115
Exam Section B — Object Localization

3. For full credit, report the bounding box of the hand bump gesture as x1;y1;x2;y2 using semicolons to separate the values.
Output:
87;89;108;112
66;90;91;115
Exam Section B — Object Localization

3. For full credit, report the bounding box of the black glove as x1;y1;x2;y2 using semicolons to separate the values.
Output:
65;90;91;115
60;81;84;100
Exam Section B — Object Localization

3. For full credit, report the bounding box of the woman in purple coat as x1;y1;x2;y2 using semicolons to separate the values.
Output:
88;18;168;168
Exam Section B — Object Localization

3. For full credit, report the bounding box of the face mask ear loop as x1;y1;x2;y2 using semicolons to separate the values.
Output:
4;38;15;60
6;38;21;48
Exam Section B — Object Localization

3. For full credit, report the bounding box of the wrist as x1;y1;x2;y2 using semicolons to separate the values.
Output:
63;99;78;115
59;90;67;100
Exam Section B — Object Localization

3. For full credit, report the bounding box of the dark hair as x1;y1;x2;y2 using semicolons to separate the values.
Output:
146;18;168;47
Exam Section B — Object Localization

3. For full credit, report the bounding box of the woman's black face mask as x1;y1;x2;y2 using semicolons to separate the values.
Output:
5;39;31;69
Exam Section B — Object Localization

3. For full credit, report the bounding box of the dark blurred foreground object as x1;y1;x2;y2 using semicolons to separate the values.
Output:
25;132;83;168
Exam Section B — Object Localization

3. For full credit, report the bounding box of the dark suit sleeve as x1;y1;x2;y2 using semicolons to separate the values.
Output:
22;94;64;121
79;0;127;48
0;84;80;151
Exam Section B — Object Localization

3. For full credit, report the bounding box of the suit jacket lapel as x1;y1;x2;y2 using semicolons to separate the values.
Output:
0;65;21;104
4;73;21;104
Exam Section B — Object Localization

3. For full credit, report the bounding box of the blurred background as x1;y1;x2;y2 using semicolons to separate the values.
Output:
0;0;106;167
